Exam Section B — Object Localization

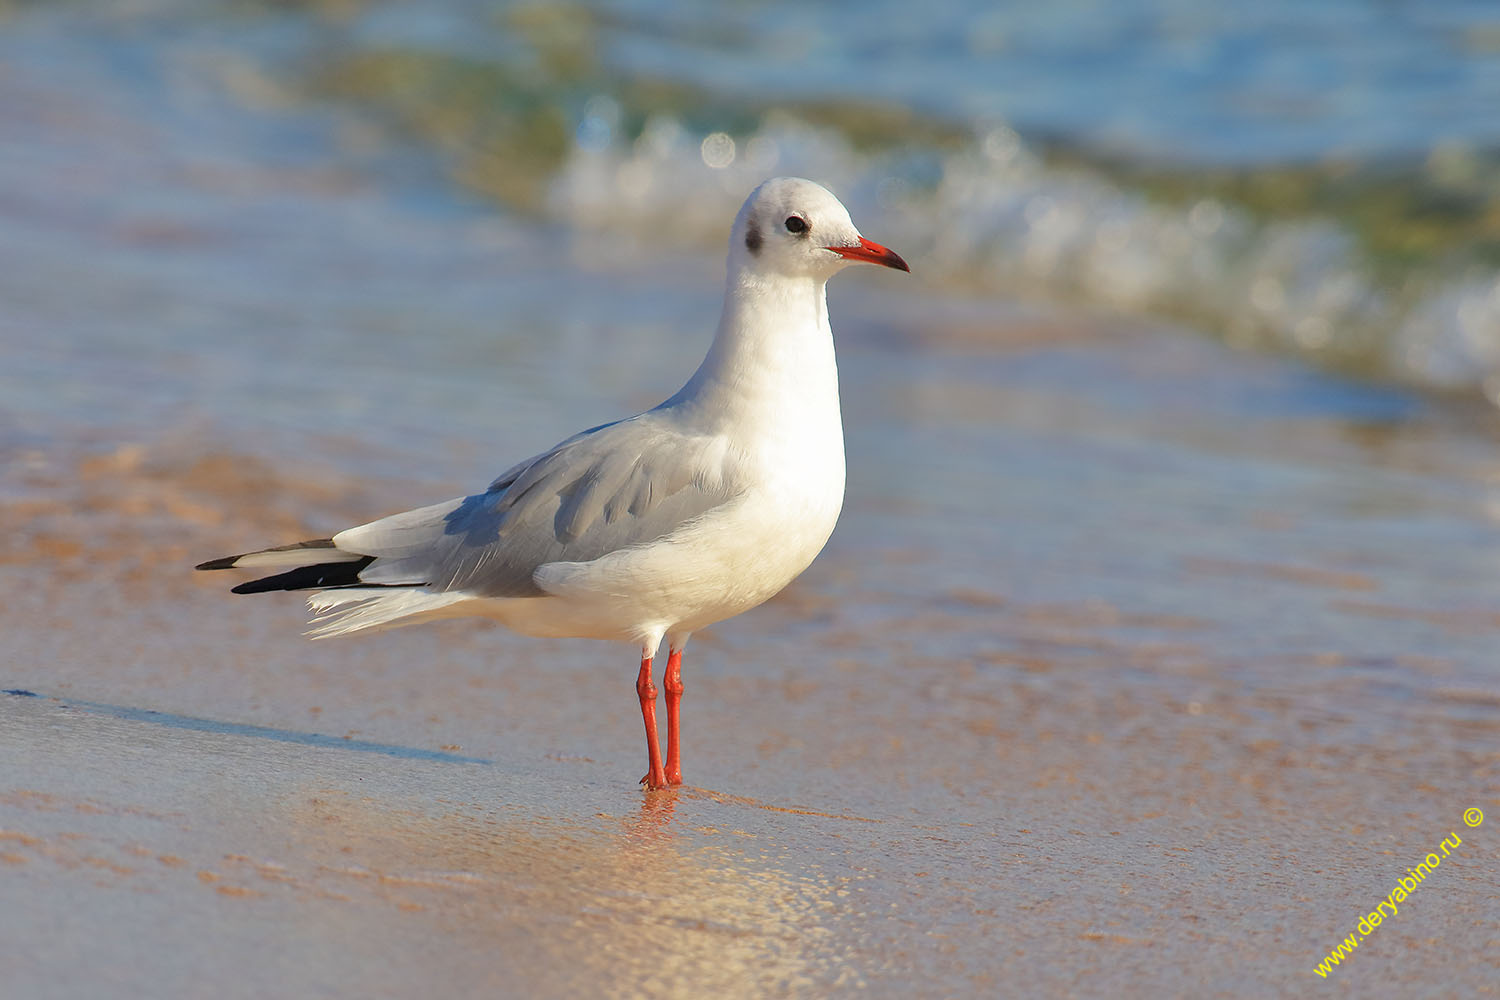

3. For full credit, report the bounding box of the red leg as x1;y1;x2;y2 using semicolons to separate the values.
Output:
662;649;684;786
636;654;667;790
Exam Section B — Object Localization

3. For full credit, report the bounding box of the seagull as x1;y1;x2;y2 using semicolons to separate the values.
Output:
197;177;908;790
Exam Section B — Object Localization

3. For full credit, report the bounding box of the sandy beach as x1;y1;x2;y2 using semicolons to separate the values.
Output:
5;318;1498;996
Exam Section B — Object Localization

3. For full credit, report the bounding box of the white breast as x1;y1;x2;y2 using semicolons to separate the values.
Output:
525;268;848;643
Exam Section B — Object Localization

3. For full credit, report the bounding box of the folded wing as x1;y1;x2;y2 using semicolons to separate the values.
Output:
337;414;745;597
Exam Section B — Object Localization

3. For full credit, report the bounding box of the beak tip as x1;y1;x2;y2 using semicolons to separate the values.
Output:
829;236;911;273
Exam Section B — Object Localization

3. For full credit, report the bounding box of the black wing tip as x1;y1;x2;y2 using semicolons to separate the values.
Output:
228;556;378;595
196;555;240;571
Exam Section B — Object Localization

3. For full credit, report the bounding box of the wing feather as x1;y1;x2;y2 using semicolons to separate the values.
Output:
337;414;744;597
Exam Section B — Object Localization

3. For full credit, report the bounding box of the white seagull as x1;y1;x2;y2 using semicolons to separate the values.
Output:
198;177;909;789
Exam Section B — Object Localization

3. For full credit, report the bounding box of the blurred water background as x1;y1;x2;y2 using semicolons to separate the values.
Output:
5;0;1500;436
7;0;1500;761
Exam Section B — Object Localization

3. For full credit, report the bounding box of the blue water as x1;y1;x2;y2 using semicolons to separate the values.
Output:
586;0;1500;164
6;0;1497;401
419;0;1500;399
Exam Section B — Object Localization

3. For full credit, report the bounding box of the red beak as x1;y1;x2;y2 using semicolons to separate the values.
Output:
827;236;910;272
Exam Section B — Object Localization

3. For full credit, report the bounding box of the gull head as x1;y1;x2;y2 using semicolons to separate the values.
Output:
731;177;908;280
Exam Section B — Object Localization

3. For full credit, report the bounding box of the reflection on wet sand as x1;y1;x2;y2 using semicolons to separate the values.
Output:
1;691;877;997
274;788;861;997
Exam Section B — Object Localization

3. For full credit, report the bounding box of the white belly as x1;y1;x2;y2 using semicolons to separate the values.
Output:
494;430;845;645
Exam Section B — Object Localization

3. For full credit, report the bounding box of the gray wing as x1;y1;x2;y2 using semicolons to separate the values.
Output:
335;415;744;597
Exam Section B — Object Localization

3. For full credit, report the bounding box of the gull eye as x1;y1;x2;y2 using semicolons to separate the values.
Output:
784;215;808;234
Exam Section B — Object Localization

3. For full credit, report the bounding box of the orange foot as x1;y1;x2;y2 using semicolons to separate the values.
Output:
639;769;675;790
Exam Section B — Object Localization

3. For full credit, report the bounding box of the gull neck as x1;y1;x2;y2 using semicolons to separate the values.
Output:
668;267;838;425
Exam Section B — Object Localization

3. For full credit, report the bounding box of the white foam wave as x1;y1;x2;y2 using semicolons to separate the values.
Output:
550;114;1500;404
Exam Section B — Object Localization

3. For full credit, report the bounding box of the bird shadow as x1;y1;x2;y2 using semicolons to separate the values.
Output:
3;691;879;828
5;689;492;764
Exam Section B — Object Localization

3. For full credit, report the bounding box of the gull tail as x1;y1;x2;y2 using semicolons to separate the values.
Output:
195;538;375;594
197;537;471;638
305;588;471;639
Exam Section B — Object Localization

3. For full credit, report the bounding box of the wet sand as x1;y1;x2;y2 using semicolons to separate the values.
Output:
4;320;1499;996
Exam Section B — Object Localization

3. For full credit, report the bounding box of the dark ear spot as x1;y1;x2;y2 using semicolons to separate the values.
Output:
744;215;762;255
